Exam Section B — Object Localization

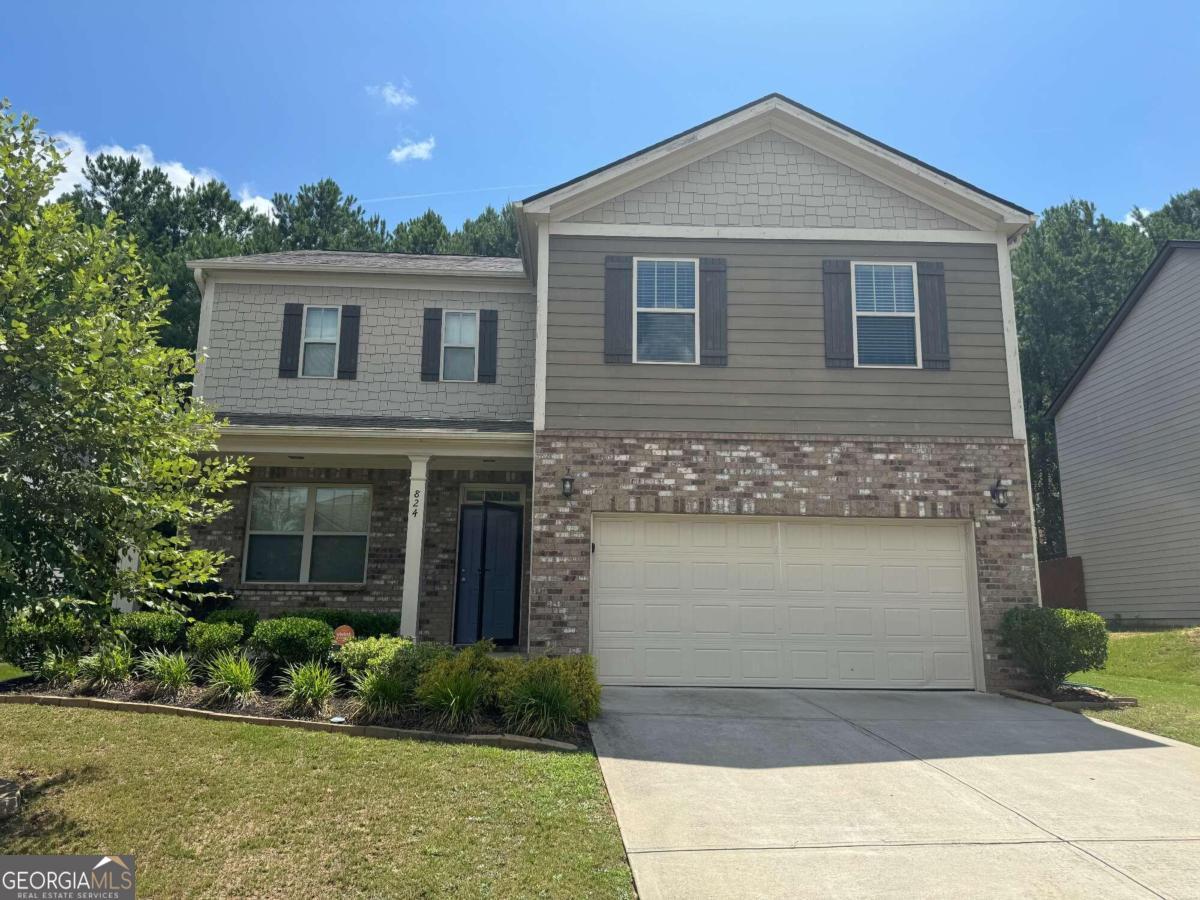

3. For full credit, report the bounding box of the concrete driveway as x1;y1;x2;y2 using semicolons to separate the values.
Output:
590;688;1200;899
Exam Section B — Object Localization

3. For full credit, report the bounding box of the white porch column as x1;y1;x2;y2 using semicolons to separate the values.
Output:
399;455;431;638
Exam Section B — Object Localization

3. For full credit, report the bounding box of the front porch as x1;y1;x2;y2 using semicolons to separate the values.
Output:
192;421;533;647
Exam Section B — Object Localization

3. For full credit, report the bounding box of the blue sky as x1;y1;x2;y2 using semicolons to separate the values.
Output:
5;1;1199;228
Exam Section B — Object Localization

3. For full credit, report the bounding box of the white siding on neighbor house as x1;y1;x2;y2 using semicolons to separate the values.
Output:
1056;249;1200;624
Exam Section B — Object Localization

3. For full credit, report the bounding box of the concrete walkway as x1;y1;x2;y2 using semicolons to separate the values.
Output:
590;687;1200;899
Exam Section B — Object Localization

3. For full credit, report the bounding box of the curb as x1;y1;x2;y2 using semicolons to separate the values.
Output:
0;693;578;752
1001;688;1138;712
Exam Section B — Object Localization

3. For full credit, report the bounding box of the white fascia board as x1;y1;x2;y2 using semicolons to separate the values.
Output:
194;267;533;295
994;234;1027;442
548;222;999;244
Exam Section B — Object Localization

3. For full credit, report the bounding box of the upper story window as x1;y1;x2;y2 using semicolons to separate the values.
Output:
301;306;341;377
852;263;921;368
634;258;698;364
441;310;478;382
244;484;370;583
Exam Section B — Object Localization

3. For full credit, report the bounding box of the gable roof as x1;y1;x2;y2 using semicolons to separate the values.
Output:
1049;240;1200;418
520;93;1033;233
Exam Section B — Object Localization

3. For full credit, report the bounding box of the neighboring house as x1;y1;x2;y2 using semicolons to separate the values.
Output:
1051;240;1200;626
190;93;1040;691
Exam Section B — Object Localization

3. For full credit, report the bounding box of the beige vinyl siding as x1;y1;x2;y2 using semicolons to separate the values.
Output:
1055;248;1200;624
545;236;1012;436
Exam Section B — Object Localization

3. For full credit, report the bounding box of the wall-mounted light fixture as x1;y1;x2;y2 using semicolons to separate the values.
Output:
561;471;575;498
989;474;1010;510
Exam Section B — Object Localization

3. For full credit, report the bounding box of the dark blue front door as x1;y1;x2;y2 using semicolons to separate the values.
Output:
454;502;521;646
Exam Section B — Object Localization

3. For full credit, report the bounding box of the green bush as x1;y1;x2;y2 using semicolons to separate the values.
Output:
114;611;186;652
496;655;602;737
187;621;244;660
349;669;409;723
555;654;602;722
205;608;260;632
1000;606;1109;693
33;649;80;687
336;636;413;679
250;617;334;666
140;649;194;700
203;650;260;708
278;661;340;716
76;644;134;694
285;609;400;639
415;650;494;732
1;612;90;669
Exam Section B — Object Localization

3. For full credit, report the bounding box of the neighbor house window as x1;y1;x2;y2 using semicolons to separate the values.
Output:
244;485;370;583
441;310;478;381
852;263;921;367
301;306;340;377
634;258;698;364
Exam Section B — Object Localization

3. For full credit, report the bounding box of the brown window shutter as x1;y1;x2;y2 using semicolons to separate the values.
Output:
699;257;727;366
478;309;498;383
278;303;303;378
336;305;361;380
917;261;951;370
604;255;633;363
822;260;853;368
421;308;442;381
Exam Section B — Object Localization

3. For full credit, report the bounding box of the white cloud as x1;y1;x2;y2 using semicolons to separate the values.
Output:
388;136;436;164
49;132;219;200
238;186;277;219
367;81;417;110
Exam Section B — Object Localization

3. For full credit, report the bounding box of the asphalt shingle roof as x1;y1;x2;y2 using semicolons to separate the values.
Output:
189;250;526;276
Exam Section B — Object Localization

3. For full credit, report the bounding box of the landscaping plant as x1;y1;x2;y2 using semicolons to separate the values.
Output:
140;649;194;701
415;648;496;732
0;611;90;669
1000;606;1109;694
336;636;413;678
186;621;244;660
205;608;259;632
203;650;260;708
349;669;410;723
250;617;334;667
501;662;578;738
75;644;134;694
286;609;401;639
33;649;79;687
114;611;186;652
278;661;340;716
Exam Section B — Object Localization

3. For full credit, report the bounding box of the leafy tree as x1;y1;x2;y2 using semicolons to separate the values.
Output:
448;203;521;257
1133;189;1200;244
260;178;390;252
0;101;247;625
1013;200;1154;557
393;208;452;254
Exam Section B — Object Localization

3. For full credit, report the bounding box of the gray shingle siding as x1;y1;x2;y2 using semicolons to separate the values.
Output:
202;281;535;422
566;131;976;231
1055;248;1200;624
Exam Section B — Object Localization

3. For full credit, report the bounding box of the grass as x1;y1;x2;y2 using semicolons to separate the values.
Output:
0;662;24;682
1073;627;1200;747
0;706;633;899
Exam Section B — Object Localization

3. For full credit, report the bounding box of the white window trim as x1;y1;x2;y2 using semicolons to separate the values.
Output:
459;483;527;506
440;309;480;383
850;261;923;370
632;257;701;366
242;483;371;585
299;305;341;379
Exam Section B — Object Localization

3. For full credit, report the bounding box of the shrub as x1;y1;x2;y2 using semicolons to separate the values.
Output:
76;644;134;694
336;636;413;679
285;609;400;639
349;669;409;723
33;649;80;687
278;661;340;716
1000;606;1108;693
114;611;186;652
203;650;260;708
205;608;259;632
187;621;244;660
140;649;194;700
1;612;90;669
496;655;602;737
555;654;602;722
250;617;334;666
415;651;493;732
387;641;454;695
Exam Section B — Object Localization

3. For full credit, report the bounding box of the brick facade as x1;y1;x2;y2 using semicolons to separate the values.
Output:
529;432;1039;691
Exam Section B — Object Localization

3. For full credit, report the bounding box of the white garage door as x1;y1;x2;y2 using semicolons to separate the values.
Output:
591;514;979;689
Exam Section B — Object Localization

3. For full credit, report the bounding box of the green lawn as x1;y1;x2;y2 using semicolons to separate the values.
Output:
0;705;633;899
1074;627;1200;747
0;662;25;682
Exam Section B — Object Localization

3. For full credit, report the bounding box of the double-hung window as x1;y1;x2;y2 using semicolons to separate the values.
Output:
852;262;921;368
634;258;698;364
245;485;370;583
441;310;478;381
301;306;340;377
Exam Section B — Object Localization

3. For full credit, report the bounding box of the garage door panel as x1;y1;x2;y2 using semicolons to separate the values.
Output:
592;514;978;689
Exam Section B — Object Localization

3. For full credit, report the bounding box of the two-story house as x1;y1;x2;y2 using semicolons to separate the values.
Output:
190;94;1040;691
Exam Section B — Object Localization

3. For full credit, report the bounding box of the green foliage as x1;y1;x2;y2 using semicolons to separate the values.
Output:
0;100;248;623
415;654;492;732
205;608;259;632
278;660;340;716
139;649;194;700
33;649;79;687
286;608;399;639
0;611;90;669
1133;190;1200;244
349;669;411;724
1000;606;1108;693
186;621;244;660
114;611;185;652
496;655;603;737
336;636;413;678
250;616;334;666
203;649;260;708
76;644;134;694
